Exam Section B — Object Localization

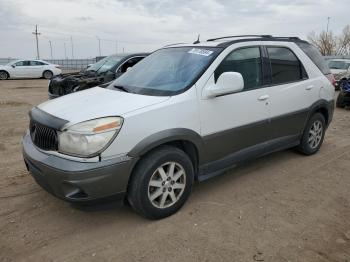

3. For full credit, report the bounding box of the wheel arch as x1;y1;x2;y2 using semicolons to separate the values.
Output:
0;70;10;79
306;99;334;128
128;128;203;179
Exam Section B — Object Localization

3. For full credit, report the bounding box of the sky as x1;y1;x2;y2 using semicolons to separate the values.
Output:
0;0;348;59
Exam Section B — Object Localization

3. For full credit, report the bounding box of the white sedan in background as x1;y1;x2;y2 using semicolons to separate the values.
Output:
0;60;62;80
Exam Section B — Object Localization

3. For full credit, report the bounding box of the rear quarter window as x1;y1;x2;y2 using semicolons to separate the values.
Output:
295;42;331;75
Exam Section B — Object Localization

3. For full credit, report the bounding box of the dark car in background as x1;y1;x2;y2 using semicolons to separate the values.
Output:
48;53;149;98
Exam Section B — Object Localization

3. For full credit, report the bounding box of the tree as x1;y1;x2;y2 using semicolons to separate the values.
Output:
336;25;350;55
307;25;350;56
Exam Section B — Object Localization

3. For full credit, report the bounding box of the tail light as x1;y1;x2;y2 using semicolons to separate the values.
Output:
325;74;336;88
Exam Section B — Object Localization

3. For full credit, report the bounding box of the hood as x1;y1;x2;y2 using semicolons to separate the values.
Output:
38;87;169;125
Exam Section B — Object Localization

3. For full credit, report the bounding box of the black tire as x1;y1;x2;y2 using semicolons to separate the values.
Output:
128;145;194;219
336;91;345;108
0;71;9;80
298;113;326;155
43;70;53;79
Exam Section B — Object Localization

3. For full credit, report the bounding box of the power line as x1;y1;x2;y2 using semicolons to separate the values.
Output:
32;25;41;59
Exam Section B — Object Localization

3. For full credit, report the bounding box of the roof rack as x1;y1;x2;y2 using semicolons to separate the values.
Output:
163;43;186;47
207;35;273;42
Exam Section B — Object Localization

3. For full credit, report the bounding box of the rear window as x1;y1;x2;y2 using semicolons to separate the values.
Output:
267;47;308;85
295;42;331;75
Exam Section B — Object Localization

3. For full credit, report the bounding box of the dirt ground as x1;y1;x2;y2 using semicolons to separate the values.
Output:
0;79;350;262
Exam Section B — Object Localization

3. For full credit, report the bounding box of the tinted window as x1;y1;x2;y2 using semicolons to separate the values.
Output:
118;57;144;73
15;61;30;66
30;61;45;66
295;42;331;75
215;47;262;90
267;47;307;84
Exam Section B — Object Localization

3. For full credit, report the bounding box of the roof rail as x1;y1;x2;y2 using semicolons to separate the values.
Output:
207;35;273;42
163;43;186;47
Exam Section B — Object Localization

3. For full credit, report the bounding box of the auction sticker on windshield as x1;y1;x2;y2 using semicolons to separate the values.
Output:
188;48;213;56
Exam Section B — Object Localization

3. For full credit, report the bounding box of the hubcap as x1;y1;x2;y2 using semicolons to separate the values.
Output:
308;120;323;149
44;71;52;79
0;72;7;80
147;162;186;209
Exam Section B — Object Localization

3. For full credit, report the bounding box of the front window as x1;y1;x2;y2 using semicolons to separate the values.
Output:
88;56;123;73
110;47;222;96
214;47;263;91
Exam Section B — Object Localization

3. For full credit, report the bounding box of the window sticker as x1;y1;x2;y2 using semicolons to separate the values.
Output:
188;48;213;56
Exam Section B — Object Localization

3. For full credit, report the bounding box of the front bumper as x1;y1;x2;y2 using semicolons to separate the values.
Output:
22;132;136;203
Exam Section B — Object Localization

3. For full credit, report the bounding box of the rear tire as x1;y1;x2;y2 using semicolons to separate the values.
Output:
0;71;9;80
43;70;53;79
128;146;194;220
336;91;345;108
298;113;326;155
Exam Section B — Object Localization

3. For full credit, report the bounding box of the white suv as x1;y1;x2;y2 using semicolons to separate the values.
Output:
22;35;335;219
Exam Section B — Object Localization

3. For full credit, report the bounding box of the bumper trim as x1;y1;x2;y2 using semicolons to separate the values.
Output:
23;133;137;203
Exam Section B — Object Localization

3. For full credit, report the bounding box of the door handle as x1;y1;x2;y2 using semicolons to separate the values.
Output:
258;95;270;101
305;85;314;90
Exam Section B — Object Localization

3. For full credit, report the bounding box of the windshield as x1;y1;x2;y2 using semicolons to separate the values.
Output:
109;47;222;96
88;56;123;73
329;61;350;70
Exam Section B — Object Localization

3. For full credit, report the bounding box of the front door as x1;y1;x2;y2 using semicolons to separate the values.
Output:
199;46;271;166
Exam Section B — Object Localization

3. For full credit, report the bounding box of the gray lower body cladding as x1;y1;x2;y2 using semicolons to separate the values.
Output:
22;132;137;203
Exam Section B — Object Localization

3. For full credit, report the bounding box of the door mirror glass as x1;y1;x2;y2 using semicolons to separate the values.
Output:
205;72;244;98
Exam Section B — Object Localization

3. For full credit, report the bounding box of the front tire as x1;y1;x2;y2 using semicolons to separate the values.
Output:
128;146;194;219
298;113;326;155
43;70;53;79
0;71;9;80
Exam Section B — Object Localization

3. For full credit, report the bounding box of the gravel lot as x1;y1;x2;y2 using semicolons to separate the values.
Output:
0;79;350;262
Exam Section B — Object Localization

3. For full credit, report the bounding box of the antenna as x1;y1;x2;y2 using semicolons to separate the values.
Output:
193;34;200;44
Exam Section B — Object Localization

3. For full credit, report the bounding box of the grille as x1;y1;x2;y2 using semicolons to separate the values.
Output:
30;120;58;151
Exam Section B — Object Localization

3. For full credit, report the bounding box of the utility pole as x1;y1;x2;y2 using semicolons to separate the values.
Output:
32;25;41;59
123;47;125;53
326;17;331;34
49;40;53;59
70;36;74;59
96;36;101;56
64;42;67;59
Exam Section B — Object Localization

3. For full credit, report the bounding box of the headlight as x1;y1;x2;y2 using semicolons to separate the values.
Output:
58;117;123;157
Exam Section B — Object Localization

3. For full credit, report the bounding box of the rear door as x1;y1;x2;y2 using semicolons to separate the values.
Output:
29;61;46;77
265;44;320;141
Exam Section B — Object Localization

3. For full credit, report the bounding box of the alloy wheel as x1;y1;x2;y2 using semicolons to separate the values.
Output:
147;162;186;209
308;120;323;149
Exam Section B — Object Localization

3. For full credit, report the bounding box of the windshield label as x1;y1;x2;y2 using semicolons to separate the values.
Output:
188;48;213;56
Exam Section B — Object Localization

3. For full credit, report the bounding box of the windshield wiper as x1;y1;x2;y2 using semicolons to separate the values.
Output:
113;85;129;93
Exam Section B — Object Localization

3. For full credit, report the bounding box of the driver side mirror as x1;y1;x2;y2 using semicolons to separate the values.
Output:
11;65;15;68
204;72;244;98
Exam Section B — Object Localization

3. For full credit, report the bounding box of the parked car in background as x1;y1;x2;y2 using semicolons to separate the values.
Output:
23;35;334;219
48;53;149;99
328;59;350;75
0;60;62;80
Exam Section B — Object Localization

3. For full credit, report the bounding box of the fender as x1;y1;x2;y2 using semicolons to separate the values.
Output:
128;128;204;160
305;99;334;128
